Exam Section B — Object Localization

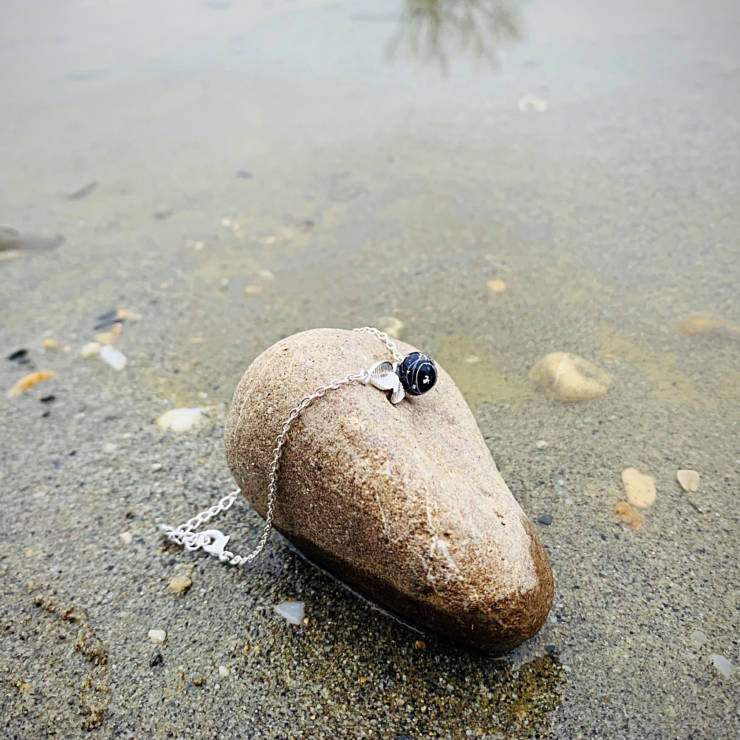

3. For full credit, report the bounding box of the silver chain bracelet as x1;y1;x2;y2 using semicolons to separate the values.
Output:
158;327;437;566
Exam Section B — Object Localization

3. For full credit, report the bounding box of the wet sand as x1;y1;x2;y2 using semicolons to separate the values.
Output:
1;0;738;737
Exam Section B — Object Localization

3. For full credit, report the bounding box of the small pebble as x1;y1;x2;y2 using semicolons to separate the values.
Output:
614;501;645;530
100;345;127;371
148;629;166;644
96;323;123;344
378;316;404;339
530;353;611;401
486;279;507;294
535;439;548;449
244;284;263;295
236;170;253;179
689;630;707;647
709;654;735;677
621;467;656;508
64;180;97;200
156;407;203;432
537;513;553;526
518;95;547;112
119;532;133;545
275;600;305;625
102;442;117;454
151;463;163;472
192;676;205;686
414;640;426;650
258;268;275;280
218;665;229;678
42;338;58;350
676;469;700;492
168;574;193;596
81;341;101;359
7;370;55;398
219;278;229;289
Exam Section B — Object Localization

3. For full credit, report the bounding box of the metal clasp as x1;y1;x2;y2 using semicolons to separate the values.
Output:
199;529;230;558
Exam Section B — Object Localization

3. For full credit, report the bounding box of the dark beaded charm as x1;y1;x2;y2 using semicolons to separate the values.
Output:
397;352;437;396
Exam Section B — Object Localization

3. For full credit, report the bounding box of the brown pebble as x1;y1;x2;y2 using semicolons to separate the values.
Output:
7;370;55;398
615;501;645;530
167;574;192;596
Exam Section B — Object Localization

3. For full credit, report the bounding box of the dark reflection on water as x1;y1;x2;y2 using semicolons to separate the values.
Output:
385;0;522;72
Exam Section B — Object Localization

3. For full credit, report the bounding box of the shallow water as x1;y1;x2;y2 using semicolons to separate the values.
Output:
1;0;738;737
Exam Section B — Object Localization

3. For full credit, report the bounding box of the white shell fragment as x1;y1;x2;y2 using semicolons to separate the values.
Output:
275;600;305;625
677;469;700;492
156;407;204;432
148;629;166;644
709;654;735;677
99;344;127;370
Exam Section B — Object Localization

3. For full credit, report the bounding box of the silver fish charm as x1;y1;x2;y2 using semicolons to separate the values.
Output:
365;360;405;404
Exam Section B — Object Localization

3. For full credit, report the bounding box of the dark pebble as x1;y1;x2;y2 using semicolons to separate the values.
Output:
150;653;164;667
40;395;55;403
7;348;28;361
537;513;554;526
41;410;51;418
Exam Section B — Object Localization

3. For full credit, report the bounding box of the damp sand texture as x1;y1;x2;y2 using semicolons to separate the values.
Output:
1;1;739;738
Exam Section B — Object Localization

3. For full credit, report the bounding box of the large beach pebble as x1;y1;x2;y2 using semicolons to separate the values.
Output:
529;352;611;401
225;328;554;652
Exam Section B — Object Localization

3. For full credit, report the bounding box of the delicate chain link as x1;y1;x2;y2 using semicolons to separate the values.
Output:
158;327;395;566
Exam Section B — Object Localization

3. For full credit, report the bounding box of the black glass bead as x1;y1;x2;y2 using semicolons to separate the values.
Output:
397;352;437;396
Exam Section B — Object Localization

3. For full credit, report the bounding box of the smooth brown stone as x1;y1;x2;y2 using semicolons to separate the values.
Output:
225;328;554;652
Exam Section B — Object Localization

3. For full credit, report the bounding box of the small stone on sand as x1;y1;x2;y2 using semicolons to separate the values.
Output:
378;316;404;339
535;440;548;449
119;532;132;545
614;501;645;530
258;269;275;280
486;279;507;294
148;629;166;644
96;323;123;344
709;654;735;677
99;345;127;371
621;468;656;508
518;95;547;112
218;665;229;678
7;370;55;398
244;284;263;295
676;469;700;492
81;341;101;358
42;338;58;350
275;601;305;625
168;574;192;596
530;352;611;401
156;407;204;432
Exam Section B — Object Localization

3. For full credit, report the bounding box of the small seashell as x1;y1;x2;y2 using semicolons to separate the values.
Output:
148;629;166;644
156;407;203;432
621;468;656;508
676;469;700;492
